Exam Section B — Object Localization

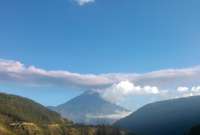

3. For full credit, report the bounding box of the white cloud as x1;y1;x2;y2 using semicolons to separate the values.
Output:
1;58;200;105
176;86;200;98
177;86;189;93
191;86;200;92
74;0;95;6
100;80;163;103
1;59;200;91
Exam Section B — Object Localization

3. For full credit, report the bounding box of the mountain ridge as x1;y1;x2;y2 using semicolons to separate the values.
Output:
115;95;200;135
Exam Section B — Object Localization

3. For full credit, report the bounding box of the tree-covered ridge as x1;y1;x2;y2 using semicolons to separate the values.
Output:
0;93;66;125
115;95;200;135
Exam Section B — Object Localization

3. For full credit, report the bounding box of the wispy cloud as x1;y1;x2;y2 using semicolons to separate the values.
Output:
0;59;112;89
0;59;200;103
74;0;95;6
86;111;132;120
134;66;200;90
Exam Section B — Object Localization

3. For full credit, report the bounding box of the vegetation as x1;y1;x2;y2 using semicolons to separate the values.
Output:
0;92;133;135
0;93;66;125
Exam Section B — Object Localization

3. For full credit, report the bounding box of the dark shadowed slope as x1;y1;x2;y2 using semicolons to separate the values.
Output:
115;96;200;135
49;91;131;125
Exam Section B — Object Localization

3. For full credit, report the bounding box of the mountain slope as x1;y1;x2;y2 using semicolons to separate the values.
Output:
0;93;66;125
49;91;130;125
115;96;200;135
0;92;71;135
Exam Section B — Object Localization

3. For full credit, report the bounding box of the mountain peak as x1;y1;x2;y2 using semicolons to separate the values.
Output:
49;91;131;125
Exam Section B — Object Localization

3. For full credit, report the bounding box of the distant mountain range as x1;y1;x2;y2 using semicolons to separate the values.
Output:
2;91;200;135
0;92;130;135
49;91;131;125
115;96;200;135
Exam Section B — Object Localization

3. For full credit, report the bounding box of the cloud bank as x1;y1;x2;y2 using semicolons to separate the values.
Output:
0;59;200;103
0;59;112;88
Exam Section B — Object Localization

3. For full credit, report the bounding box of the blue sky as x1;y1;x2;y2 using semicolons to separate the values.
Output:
0;0;200;109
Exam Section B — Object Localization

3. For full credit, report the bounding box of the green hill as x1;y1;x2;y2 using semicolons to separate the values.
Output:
0;92;72;135
0;93;66;125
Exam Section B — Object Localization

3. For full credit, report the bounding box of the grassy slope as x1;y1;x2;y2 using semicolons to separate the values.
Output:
0;93;66;124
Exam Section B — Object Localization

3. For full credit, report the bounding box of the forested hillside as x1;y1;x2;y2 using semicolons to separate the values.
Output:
115;96;200;135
